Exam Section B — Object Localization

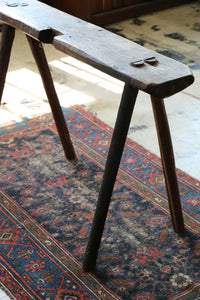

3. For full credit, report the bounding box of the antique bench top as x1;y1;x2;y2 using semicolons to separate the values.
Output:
0;0;194;98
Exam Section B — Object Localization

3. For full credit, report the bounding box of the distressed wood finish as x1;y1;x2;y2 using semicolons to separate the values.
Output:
0;0;193;98
0;0;195;272
54;31;193;98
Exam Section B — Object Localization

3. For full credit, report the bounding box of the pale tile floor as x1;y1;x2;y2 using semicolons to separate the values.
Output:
0;3;200;297
0;289;10;300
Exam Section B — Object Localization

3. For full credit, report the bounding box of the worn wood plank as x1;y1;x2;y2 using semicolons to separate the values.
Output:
53;30;193;98
0;0;54;42
0;0;194;98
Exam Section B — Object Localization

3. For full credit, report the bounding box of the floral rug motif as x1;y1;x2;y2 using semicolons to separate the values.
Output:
0;106;199;300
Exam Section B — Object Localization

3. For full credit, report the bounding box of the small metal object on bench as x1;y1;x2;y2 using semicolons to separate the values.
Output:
0;0;194;273
6;2;28;7
130;56;158;67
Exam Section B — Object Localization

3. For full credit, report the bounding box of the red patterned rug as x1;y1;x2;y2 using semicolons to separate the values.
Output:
0;106;199;300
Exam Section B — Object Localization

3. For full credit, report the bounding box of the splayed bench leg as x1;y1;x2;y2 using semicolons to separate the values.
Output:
0;24;15;104
26;36;76;162
151;96;184;234
83;84;138;272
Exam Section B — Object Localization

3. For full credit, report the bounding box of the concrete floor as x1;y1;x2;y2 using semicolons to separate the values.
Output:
0;1;200;184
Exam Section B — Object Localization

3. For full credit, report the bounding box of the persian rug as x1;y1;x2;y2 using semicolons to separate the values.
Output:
0;105;199;300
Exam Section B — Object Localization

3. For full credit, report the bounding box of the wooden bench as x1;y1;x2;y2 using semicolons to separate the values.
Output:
0;0;194;272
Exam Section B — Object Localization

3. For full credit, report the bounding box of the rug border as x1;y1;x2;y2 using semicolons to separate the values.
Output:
0;190;121;300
